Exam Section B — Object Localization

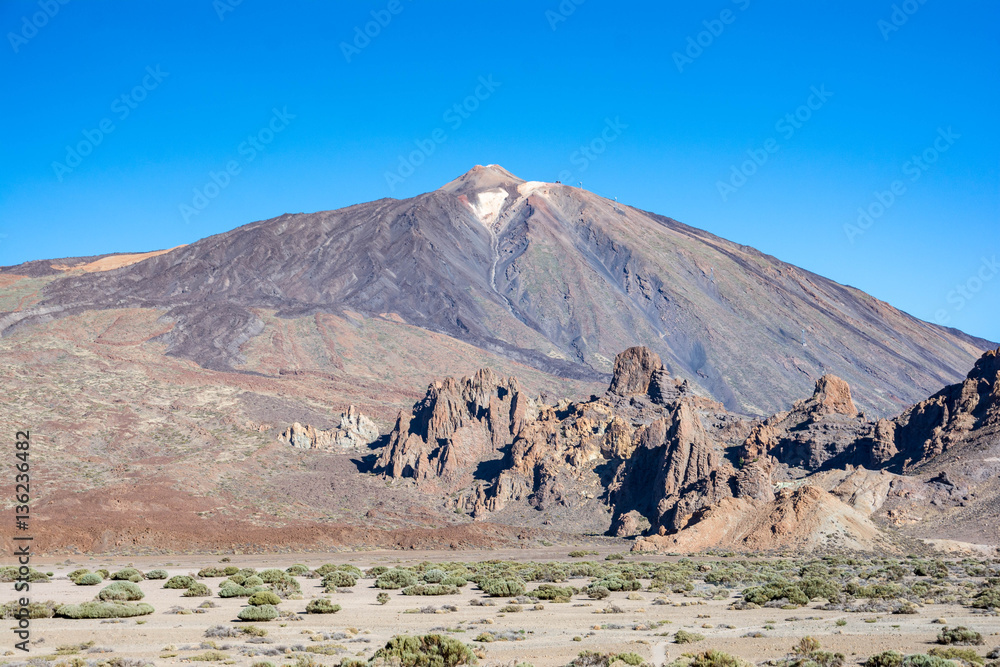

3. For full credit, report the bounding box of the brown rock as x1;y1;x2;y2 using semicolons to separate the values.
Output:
376;368;530;489
811;375;858;416
280;405;379;450
608;346;663;396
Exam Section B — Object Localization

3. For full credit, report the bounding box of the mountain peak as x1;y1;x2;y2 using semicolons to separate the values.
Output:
440;165;528;226
440;164;526;196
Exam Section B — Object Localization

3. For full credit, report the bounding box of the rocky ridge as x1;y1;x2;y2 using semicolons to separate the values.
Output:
377;345;1000;551
279;405;380;450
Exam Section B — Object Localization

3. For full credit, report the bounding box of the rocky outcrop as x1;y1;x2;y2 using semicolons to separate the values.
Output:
853;348;1000;471
609;402;737;534
739;374;869;470
375;345;1000;551
280;405;379;450
608;346;663;395
634;484;889;553
375;369;531;489
477;399;616;515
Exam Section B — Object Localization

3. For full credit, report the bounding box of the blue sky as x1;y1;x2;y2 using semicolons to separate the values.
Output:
1;0;998;341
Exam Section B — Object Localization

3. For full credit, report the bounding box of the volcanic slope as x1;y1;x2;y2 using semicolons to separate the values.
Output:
0;164;992;417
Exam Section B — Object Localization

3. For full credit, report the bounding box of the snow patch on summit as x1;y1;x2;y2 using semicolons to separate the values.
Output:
468;188;508;225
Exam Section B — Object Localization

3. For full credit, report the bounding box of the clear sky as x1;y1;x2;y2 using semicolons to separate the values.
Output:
1;1;998;341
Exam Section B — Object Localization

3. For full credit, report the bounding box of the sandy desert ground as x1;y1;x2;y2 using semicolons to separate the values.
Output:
3;548;999;666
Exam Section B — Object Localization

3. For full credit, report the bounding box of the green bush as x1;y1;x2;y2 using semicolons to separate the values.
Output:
869;650;976;667
183;582;212;597
422;569;447;583
928;647;985;665
904;656;960;667
592;578;641;593
248;591;282;606
198;567;227;577
258;569;288;584
286;564;310;576
799;576;842;603
245;575;265;588
164;575;196;589
270;576;302;598
220;582;262;598
675;650;754;667
146;569;168;580
68;568;90;581
938;626;984;646
743;581;809;607
110;567;143;581
588;586;610;600
972;587;1000;609
0;600;59;619
377;592;390;605
402;584;460;596
76;572;103;586
531;584;575;600
237;604;279;622
848;582;905;599
570;651;645;667
377;568;418;590
371;634;477;666
864;651;903;667
97;581;144;601
323;571;358;589
366;566;390;578
305;598;341;614
56;602;154;619
223;566;240;576
674;630;705;644
0;567;48;582
479;578;526;597
442;575;468;588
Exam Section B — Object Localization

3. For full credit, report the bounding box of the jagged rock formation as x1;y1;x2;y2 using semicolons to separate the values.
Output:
375;368;531;490
608;346;664;395
740;374;870;470
279;405;379;450
608;404;736;534
851;348;1000;471
377;344;1000;551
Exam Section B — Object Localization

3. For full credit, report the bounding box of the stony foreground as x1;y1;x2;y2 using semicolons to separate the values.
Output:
3;550;999;666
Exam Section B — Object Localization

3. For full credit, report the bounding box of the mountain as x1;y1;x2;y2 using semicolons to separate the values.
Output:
1;165;997;554
1;165;992;419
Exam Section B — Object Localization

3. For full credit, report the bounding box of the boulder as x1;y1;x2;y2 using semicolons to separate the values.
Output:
608;346;663;396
